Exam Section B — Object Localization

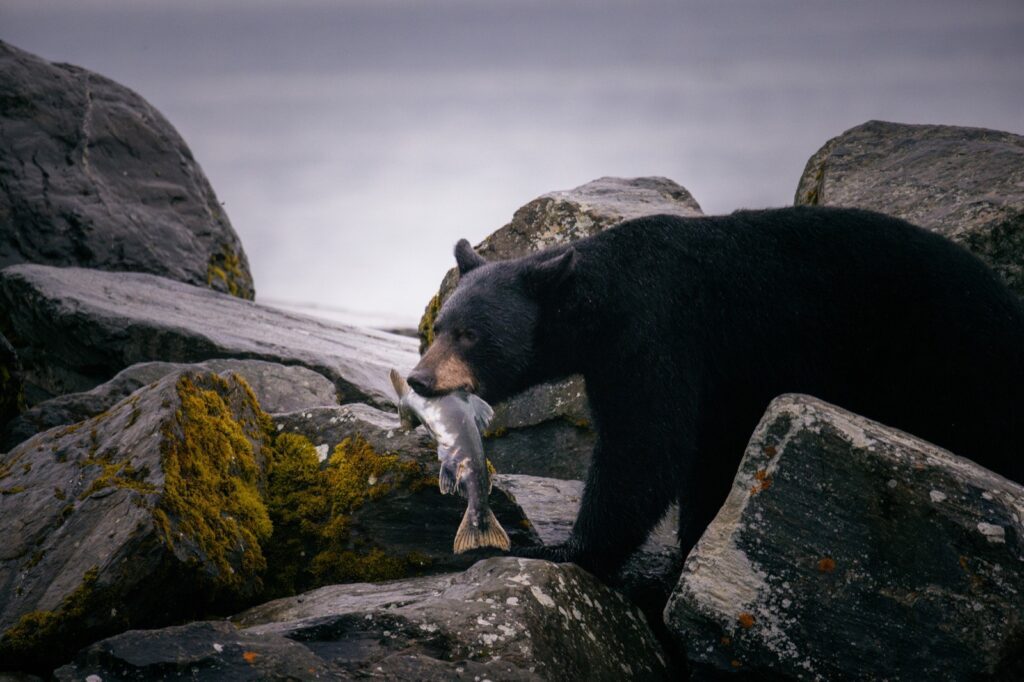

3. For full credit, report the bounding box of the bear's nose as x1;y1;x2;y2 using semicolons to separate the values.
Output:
407;370;436;396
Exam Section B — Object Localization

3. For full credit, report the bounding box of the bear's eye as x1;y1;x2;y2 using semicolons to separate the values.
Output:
456;329;477;345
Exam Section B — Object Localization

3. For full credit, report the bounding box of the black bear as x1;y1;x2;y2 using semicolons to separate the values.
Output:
408;206;1024;578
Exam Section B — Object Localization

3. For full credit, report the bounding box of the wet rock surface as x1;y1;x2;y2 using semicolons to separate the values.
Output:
0;41;253;298
795;120;1024;296
0;264;418;407
665;393;1024;680
53;557;667;681
2;359;339;453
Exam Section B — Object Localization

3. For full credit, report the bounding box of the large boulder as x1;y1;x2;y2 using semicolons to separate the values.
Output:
420;177;703;480
0;41;254;299
794;120;1024;296
0;264;417;406
54;558;669;681
665;393;1024;680
2;359;339;453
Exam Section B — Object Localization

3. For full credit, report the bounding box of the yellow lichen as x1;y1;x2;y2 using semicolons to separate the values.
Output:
206;244;253;300
417;292;442;353
154;374;272;592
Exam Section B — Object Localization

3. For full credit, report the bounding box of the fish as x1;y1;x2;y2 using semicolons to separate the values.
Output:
389;369;510;554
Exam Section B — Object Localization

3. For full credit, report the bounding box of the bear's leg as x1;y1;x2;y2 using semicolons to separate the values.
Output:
516;435;680;578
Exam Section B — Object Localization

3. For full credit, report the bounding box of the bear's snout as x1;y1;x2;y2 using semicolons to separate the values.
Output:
406;369;437;396
409;335;479;396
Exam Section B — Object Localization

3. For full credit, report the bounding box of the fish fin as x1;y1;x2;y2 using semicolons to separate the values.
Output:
453;507;511;554
388;369;421;430
388;369;409;399
467;394;494;431
438;462;458;495
453;460;470;498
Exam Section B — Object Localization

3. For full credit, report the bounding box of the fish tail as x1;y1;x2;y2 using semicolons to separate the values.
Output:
453;507;511;554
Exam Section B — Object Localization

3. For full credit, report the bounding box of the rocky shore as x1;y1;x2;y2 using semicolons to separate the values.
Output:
2;40;1022;679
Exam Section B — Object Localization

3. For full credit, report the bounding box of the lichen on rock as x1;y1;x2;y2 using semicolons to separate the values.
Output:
155;373;273;593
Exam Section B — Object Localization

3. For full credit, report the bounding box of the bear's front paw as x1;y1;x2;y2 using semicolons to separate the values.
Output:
512;542;578;564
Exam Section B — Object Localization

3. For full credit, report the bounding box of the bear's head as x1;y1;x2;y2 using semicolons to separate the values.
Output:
408;239;577;403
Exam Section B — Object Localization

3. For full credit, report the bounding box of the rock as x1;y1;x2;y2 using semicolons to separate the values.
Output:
484;376;595;480
0;370;276;672
795;120;1024;297
272;403;434;463
664;393;1024;680
0;41;254;299
2;359;339;453
0;264;418;406
56;560;671;680
0;333;23;430
419;178;703;479
497;473;683;645
239;558;667;680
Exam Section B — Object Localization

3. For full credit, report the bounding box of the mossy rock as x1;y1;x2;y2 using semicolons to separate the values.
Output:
0;370;274;672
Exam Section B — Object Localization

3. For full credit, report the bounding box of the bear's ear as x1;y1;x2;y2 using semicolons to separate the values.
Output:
455;239;486;275
523;248;578;294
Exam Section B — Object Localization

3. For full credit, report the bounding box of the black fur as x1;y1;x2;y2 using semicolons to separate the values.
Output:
430;206;1024;577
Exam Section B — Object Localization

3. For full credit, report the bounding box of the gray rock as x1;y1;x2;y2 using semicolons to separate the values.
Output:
664;393;1024;680
0;370;276;672
272;403;433;462
0;264;418;407
228;557;669;680
0;334;23;430
0;41;253;299
497;473;683;640
57;559;671;680
2;359;339;452
795;120;1024;296
419;178;702;479
484;376;595;480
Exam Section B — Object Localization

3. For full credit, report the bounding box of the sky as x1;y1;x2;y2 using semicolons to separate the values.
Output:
2;0;1022;328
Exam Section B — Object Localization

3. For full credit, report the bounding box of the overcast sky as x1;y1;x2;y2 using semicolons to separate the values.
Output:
2;0;1022;327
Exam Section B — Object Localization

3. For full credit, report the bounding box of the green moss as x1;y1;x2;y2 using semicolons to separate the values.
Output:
0;485;26;495
417;292;442;354
0;566;99;667
154;374;272;592
262;433;431;595
206;244;253;300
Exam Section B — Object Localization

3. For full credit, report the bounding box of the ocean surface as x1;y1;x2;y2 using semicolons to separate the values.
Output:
2;0;1022;328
